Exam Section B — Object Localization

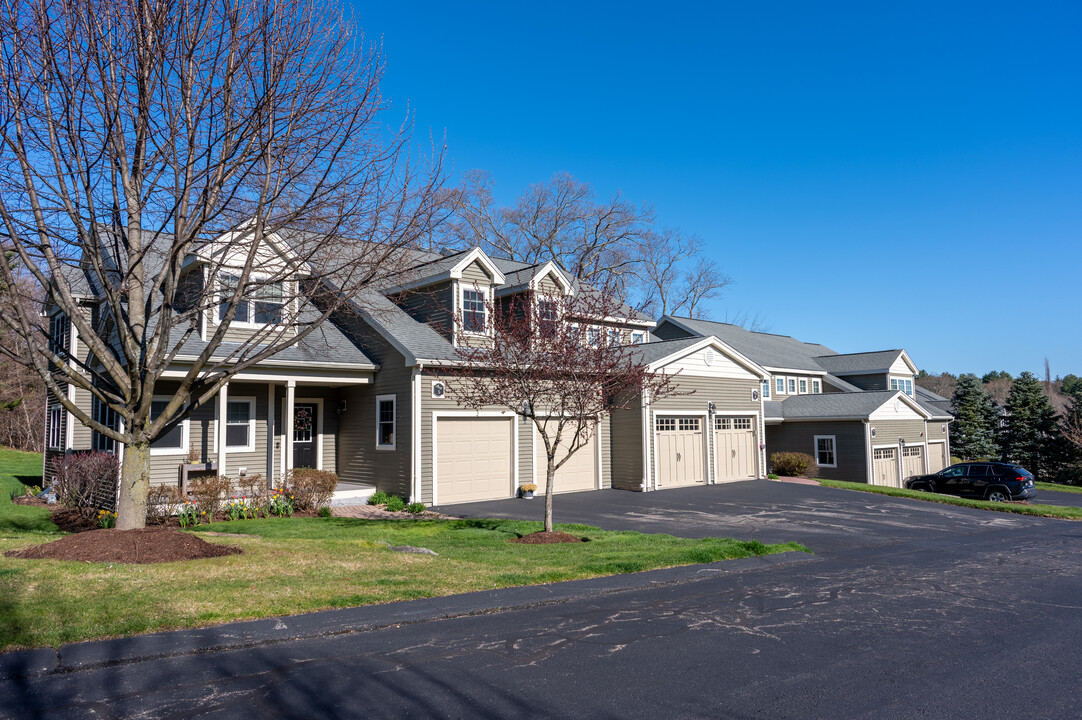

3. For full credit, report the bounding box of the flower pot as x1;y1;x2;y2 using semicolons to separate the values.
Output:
519;489;534;499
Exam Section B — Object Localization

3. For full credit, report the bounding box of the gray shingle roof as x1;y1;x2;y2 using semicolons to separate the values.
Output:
813;350;906;375
348;288;460;364
766;391;916;420
626;337;707;366
823;374;863;392
657;316;835;371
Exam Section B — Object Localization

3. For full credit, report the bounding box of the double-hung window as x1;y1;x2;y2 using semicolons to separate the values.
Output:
253;282;284;324
787;378;797;394
537;299;557;337
631;331;645;344
49;314;70;357
762;381;770;399
225;398;255;452
376;395;396;449
218;274;248;323
586;326;602;347
814;435;837;468
608;328;622;346
219;274;285;326
462;289;486;333
799;378;808;394
92;396;120;453
150;398;188;454
775;377;785;395
812;379;821;394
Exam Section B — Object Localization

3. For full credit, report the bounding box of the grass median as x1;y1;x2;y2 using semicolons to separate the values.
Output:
1;447;806;651
1035;481;1082;495
818;479;1082;520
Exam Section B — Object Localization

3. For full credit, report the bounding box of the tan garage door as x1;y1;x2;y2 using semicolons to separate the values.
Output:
656;416;705;488
714;416;757;482
928;442;947;473
873;448;899;487
902;446;923;479
436;417;513;504
534;421;597;494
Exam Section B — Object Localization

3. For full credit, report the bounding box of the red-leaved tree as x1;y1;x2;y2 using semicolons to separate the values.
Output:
435;286;684;533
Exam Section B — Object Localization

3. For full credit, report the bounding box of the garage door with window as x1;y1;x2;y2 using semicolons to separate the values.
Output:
714;417;757;483
534;421;597;494
436;417;513;504
902;446;923;478
873;448;899;487
656;416;705;488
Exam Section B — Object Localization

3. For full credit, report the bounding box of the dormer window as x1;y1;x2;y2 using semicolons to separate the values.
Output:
537;298;558;337
49;314;70;356
462;288;486;333
631;331;645;344
890;378;913;396
608;328;622;346
218;274;284;326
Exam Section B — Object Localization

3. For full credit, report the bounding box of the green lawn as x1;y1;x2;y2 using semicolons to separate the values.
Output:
0;449;805;651
1035;481;1082;495
818;479;1082;520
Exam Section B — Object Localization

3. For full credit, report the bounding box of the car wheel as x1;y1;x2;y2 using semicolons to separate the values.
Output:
986;489;1010;503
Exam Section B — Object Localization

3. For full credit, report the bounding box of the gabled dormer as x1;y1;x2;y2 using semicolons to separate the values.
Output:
813;350;918;396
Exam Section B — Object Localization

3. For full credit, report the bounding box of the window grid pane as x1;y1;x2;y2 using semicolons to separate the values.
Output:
462;290;485;332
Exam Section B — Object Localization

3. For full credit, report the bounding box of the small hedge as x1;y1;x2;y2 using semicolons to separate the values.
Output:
288;468;338;511
770;451;819;478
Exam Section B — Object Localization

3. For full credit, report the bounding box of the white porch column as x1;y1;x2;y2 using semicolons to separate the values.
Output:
218;382;229;477
285;380;296;472
266;383;276;486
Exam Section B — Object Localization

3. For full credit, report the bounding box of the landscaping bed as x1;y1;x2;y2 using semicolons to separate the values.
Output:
5;528;241;564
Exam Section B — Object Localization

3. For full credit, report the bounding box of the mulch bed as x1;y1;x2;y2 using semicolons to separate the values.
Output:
4;527;241;564
509;531;586;545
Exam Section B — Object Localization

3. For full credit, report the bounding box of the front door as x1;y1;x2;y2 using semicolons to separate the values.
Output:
293;404;318;469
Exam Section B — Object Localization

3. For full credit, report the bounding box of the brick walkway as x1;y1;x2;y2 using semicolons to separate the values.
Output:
331;504;454;520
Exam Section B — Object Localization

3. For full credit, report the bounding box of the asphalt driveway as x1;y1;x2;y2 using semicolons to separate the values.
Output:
435;479;1041;555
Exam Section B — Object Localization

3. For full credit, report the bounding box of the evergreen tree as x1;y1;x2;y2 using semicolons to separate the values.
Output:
1000;371;1068;478
950;374;999;460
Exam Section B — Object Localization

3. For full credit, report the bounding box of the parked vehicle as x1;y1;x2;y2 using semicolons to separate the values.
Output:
904;462;1036;502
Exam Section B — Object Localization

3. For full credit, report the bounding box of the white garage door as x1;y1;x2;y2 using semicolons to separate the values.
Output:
873;448;899;487
902;446;923;479
534;421;597;494
928;442;947;473
436;417;513;504
714;416;757;483
656;416;705;488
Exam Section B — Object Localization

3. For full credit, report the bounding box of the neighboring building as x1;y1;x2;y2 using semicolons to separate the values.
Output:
653;316;953;486
43;230;773;505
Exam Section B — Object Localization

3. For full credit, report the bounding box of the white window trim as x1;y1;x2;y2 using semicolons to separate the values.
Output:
47;406;63;450
216;273;288;330
376;394;397;451
631;331;646;345
149;395;190;456
812;379;821;394
798;378;808;394
787;377;797;394
762;380;771;399
814;434;837;468
775;377;785;395
459;285;490;337
224;396;256;453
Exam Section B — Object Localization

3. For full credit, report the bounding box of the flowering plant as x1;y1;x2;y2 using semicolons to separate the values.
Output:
178;500;199;528
97;509;117;529
269;487;294;517
224;495;252;521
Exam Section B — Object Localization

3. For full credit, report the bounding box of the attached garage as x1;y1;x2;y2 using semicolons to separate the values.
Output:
714;416;758;482
435;417;514;504
927;442;948;473
872;448;899;487
534;421;597;494
655;415;706;488
902;446;923;479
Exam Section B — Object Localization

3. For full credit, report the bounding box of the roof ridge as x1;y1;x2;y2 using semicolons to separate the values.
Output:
814;349;901;359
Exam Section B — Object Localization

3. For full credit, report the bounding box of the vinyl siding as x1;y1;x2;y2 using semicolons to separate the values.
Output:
390;282;454;342
842;373;888;391
767;374;825;398
869;419;925;446
609;401;643;491
766;420;868;483
652;323;695;340
459;260;493;286
648;376;762;487
536;275;563;295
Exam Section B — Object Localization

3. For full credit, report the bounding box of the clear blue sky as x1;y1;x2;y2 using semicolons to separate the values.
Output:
350;1;1081;378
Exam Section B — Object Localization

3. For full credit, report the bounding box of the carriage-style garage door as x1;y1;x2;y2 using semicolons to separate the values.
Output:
928;442;948;473
436;417;513;504
534;421;597;494
902;446;924;479
873;448;899;487
714;416;757;483
655;416;705;488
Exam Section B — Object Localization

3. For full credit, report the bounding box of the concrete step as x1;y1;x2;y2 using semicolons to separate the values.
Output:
331;484;377;507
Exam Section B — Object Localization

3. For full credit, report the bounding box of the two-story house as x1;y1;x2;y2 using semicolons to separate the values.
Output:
653;316;954;487
44;228;778;507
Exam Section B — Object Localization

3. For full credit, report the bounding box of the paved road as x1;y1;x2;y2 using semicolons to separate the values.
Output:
1034;487;1082;508
4;481;1081;719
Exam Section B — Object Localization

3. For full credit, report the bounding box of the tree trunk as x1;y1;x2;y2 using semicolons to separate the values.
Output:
544;461;555;533
117;441;151;530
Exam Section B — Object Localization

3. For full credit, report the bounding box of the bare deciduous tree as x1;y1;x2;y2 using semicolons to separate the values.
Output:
0;265;44;451
442;171;731;316
435;287;683;533
0;0;443;528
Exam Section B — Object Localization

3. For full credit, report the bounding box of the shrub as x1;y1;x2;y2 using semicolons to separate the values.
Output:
368;490;390;506
318;505;333;518
188;475;232;518
770;452;819;478
289;468;338;511
146;485;183;525
406;502;426;514
236;474;268;506
51;451;119;516
766;473;779;480
384;495;406;512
